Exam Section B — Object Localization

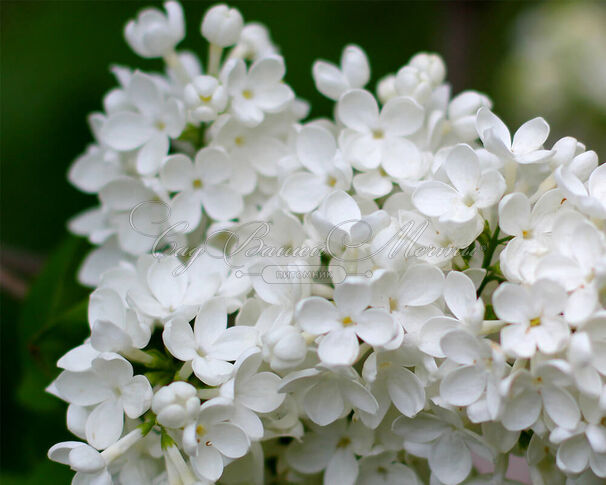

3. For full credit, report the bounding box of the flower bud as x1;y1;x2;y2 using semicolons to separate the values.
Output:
201;4;243;47
152;382;201;428
124;1;185;58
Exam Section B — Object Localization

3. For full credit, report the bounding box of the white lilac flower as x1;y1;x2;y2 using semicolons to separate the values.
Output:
201;4;243;47
183;398;250;482
279;367;379;426
99;72;186;152
221;55;294;127
53;353;152;449
152;382;201;428
49;441;111;484
393;409;493;485
163;298;257;386
125;1;185;59
184;75;228;123
296;280;396;366
286;420;373;485
313;44;371;101
51;2;606;483
280;125;352;213
476;107;552;165
412;143;505;226
493;279;570;358
337;89;424;174
160;147;243;229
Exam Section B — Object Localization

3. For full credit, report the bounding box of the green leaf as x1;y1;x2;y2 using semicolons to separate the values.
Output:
17;236;91;412
1;459;73;484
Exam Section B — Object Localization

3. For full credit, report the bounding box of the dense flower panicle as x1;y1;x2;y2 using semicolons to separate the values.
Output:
50;2;606;484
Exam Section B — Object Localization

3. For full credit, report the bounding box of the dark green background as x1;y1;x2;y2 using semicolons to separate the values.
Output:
0;0;568;482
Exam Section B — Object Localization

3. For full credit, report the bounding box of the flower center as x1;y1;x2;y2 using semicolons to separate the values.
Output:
336;437;351;448
389;297;398;313
462;194;475;207
341;316;355;327
193;179;203;189
530;317;541;327
327;176;337;187
199;95;212;102
372;129;384;139
235;136;245;146
242;89;253;99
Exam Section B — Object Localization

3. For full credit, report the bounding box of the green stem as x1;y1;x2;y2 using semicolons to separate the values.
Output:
477;227;501;296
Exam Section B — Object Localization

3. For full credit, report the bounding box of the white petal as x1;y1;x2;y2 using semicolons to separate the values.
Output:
318;329;359;366
136;135;168;175
249;55;285;85
281;172;329;213
556;435;590;474
296;126;337;174
211;326;257;361
286;430;333;473
120;375;152;418
195;147;231;184
541;385;580;430
296;297;340;334
445;144;479;195
337;89;378;132
444;271;478;321
386;367;425;417
147;257;188;310
192;357;233;386
160;154;195;191
498;193;530;236
303;380;344;425
237;372;284;413
428;432;472;485
163;318;197;361
412;181;458;217
341;45;370;89
440;330;483;365
54;371;111;406
440;365;486;406
380;96;424;136
313;60;349;100
100;112;153;151
191;444;224;481
333;281;371;317
255;84;294;112
57;344;100;372
381;137;423;180
86;399;124;449
501;389;541;431
353;171;392;199
325;448;358;485
355;309;395;346
169;191;202;233
492;283;532;324
68;445;105;473
392;413;450;443
207;423;249;459
476;107;510;148
512;117;549;154
91;320;131;353
200;185;243;220
399;264;444;306
476;171;505;208
500;324;536;358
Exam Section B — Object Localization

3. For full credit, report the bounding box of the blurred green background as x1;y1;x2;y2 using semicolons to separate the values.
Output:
1;1;604;482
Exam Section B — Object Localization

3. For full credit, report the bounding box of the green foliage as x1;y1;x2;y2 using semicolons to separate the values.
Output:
1;237;90;478
17;237;90;412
